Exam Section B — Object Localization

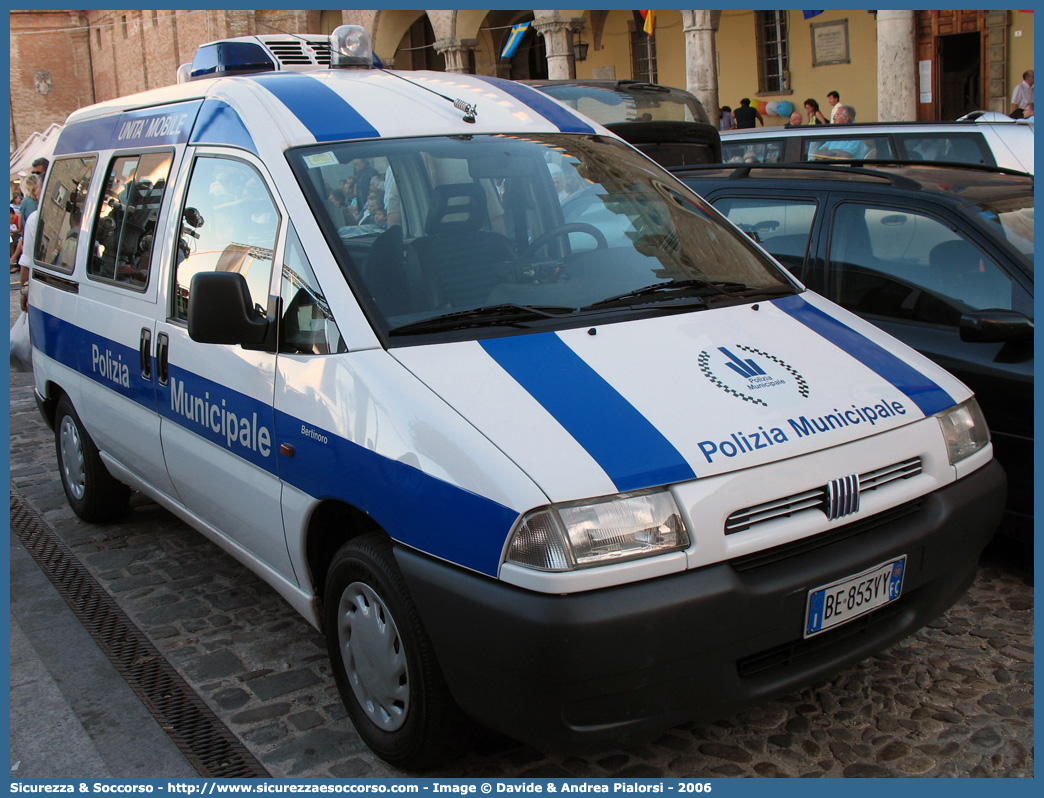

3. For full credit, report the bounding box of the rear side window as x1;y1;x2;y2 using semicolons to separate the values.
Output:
803;136;894;161
173;156;280;321
34;156;97;273
895;134;994;167
712;196;817;278
722;139;784;164
87;151;174;288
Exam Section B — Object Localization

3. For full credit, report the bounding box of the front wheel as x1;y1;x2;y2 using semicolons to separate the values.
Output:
54;396;130;522
323;533;466;770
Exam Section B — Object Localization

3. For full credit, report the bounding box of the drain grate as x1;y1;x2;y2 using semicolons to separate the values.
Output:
10;487;271;779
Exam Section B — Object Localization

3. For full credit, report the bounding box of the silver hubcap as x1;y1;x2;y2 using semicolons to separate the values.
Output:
338;581;410;731
59;415;87;501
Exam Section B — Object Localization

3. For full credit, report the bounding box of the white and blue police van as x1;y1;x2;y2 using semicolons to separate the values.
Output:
27;26;1005;769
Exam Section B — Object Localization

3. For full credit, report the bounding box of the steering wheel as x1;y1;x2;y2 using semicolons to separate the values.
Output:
523;223;607;257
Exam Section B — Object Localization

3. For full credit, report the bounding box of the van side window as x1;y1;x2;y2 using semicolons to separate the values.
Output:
279;224;346;354
173;157;280;321
34;156;97;273
87;152;173;288
826;203;1014;325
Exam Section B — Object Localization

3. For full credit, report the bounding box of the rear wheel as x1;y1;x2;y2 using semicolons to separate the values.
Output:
323;533;465;770
54;396;130;522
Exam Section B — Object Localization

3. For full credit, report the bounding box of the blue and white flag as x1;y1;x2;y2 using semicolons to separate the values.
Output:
500;22;531;59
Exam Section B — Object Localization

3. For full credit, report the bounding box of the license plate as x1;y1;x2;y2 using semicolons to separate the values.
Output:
804;556;906;638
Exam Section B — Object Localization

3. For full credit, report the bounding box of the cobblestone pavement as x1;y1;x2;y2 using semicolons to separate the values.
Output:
8;289;1034;778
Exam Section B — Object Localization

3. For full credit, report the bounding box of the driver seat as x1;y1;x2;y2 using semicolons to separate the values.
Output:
408;182;516;309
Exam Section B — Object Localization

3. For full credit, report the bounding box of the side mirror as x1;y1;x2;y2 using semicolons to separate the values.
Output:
188;271;270;348
958;309;1033;343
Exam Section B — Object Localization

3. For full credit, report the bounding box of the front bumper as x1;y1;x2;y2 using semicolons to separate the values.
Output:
395;459;1005;750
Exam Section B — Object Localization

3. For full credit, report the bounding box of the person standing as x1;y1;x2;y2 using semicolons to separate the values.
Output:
10;170;43;271
719;105;735;131
784;110;804;128
17;208;38;312
826;91;843;123
734;98;763;129
804;98;829;125
1010;70;1034;118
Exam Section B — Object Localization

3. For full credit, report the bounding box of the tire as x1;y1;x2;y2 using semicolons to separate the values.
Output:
54;396;130;523
323;533;466;770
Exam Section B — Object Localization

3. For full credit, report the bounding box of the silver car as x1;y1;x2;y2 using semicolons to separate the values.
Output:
720;118;1033;174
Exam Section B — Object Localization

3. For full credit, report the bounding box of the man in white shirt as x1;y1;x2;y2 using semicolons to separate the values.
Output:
18;210;36;312
1010;70;1034;118
827;91;843;124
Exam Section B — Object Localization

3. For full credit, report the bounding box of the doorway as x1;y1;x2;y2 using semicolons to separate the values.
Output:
938;32;982;120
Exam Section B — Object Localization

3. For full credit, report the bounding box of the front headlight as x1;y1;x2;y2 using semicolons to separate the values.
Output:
506;489;690;571
937;398;990;465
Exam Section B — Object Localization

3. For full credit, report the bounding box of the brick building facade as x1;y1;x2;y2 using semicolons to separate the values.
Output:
10;10;338;153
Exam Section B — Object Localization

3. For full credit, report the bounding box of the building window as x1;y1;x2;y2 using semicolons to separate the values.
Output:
755;10;789;93
630;28;657;83
121;15;128;39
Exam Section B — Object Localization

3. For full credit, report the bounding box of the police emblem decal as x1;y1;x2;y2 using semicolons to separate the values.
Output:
699;345;809;407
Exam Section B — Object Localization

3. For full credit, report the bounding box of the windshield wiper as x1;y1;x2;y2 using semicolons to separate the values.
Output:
388;304;578;336
583;278;751;311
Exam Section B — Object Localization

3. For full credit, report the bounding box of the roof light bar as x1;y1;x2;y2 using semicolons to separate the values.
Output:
330;25;374;69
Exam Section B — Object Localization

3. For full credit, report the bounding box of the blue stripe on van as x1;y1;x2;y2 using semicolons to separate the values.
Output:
190;99;258;154
472;76;597;134
29;306;157;407
54;117;121;155
772;294;956;417
55;102;204;155
272;409;519;576
480;333;697;492
248;72;380;142
29;307;518;576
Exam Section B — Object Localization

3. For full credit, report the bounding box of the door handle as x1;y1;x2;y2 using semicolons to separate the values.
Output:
139;328;152;379
157;332;169;386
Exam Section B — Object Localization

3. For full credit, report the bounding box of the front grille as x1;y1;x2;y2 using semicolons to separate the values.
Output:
729;499;923;573
725;457;922;534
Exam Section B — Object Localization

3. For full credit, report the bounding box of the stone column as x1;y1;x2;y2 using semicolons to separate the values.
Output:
683;10;719;120
533;18;582;79
434;38;477;74
877;10;917;122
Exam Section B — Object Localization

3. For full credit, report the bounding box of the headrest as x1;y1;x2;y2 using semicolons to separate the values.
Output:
424;183;488;234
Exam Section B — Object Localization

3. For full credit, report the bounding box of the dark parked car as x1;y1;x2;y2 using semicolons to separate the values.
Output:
674;162;1033;540
524;79;721;166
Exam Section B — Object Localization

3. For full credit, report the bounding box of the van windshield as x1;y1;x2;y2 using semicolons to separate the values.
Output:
287;134;795;341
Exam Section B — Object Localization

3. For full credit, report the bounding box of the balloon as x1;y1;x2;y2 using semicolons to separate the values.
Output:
766;100;779;116
757;101;768;115
777;100;793;117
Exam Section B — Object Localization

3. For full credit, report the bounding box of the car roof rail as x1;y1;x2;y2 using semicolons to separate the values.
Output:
819;158;1033;179
670;162;923;190
670;160;1031;189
